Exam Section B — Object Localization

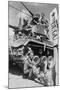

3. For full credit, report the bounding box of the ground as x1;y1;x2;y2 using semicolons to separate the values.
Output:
9;73;43;88
9;62;43;88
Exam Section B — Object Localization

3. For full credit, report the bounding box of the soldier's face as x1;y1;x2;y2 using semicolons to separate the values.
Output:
47;58;54;69
42;58;47;72
44;60;47;67
29;52;33;58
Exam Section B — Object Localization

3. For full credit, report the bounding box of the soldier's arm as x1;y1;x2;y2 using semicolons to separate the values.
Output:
28;58;34;67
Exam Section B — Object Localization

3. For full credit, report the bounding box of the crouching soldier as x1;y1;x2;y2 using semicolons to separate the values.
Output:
23;47;34;78
39;56;48;86
31;56;41;79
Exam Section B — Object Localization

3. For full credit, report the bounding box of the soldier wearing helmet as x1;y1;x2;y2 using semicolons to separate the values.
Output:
30;14;40;25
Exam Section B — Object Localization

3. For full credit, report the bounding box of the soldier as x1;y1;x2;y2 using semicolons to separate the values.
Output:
41;12;49;28
46;56;56;86
38;56;48;86
31;56;41;79
40;56;48;72
23;47;34;78
40;13;45;24
30;14;40;25
40;12;49;37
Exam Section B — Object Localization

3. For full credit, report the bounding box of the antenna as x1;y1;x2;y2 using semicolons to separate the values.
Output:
18;6;22;28
9;4;31;17
20;2;34;17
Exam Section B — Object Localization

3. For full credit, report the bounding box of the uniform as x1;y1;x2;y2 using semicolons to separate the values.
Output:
24;55;32;75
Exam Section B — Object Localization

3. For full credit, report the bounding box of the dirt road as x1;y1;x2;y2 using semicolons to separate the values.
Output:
9;73;43;88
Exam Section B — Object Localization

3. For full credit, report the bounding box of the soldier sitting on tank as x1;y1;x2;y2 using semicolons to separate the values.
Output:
23;19;28;28
40;13;49;28
22;19;31;29
30;14;40;25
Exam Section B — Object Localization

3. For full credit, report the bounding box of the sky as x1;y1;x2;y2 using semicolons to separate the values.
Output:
8;1;59;26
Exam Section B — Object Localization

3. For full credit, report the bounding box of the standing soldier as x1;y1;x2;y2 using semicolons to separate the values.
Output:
47;56;56;86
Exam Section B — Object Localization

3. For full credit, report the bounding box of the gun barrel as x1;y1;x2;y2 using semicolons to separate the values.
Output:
9;25;19;30
21;2;34;17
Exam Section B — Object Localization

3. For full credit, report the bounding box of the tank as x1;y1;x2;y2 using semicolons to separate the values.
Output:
9;2;54;71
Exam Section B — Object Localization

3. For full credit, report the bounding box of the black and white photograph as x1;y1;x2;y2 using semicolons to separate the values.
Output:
8;1;59;88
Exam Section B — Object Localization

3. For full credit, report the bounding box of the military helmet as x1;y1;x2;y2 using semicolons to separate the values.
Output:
34;14;40;18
